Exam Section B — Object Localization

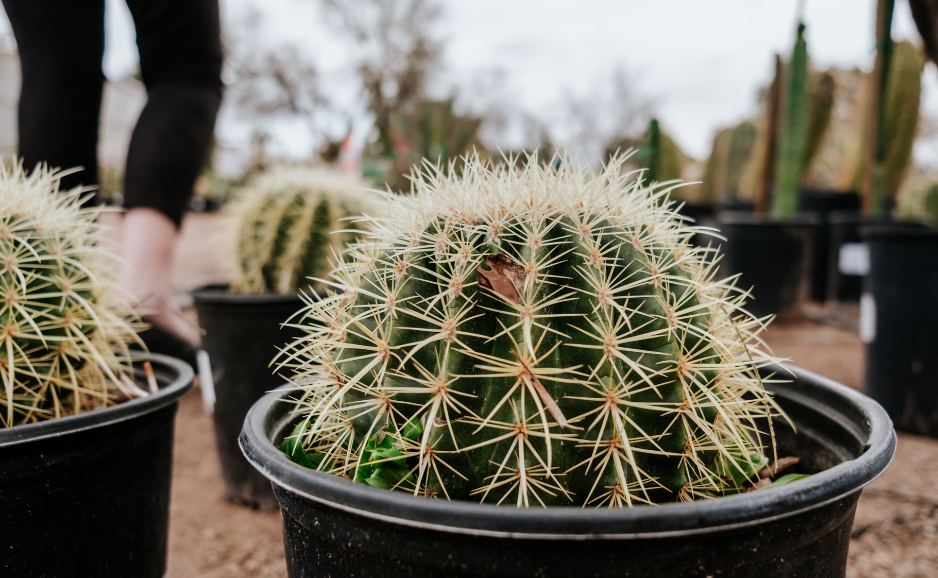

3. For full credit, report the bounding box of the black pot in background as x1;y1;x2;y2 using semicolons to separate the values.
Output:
193;286;306;510
0;354;193;578
798;189;860;302
861;223;938;435
241;365;895;578
716;212;818;319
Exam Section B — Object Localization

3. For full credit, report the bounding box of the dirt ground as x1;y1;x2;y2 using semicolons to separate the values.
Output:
154;212;936;578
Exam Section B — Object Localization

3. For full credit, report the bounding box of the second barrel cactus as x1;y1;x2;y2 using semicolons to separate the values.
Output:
229;167;380;294
278;153;781;507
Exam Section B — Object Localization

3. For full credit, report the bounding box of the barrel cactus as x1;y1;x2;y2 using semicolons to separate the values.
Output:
0;163;138;427
229;166;380;294
278;153;782;507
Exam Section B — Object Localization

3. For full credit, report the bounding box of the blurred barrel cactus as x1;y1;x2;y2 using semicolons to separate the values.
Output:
229;167;381;294
0;164;137;427
277;153;782;507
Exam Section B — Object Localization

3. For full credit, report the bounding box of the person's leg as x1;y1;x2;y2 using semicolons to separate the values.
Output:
2;0;105;194
118;0;223;345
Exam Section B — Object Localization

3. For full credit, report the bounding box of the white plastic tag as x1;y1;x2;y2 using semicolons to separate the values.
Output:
859;293;876;344
839;243;870;276
197;350;216;415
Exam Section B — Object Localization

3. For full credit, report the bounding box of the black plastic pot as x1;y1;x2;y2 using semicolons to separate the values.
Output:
193;286;306;510
241;365;895;578
798;189;860;302
0;354;193;578
861;224;938;435
716;212;818;319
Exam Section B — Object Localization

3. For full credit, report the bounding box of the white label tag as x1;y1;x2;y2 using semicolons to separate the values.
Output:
839;243;870;276
860;293;876;344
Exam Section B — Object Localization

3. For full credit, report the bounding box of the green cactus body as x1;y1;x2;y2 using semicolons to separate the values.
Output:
280;154;780;507
0;164;137;427
229;167;381;294
773;23;809;218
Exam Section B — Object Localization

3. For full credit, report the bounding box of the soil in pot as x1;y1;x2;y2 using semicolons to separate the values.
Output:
798;189;861;302
0;354;193;578
716;212;818;319
861;223;938;435
193;285;306;510
240;365;895;578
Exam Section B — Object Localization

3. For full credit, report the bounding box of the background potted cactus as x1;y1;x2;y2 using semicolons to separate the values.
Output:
0;164;194;577
192;165;379;509
239;153;895;577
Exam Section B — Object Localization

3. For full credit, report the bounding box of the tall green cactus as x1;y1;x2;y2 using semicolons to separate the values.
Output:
802;71;836;175
846;41;922;205
773;23;809;218
277;153;782;507
0;163;138;427
230;167;381;294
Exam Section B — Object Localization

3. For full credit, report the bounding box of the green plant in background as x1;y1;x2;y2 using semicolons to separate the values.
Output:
842;42;922;209
229;166;382;295
898;183;938;225
700;121;758;204
0;163;138;427
638;118;683;184
276;152;787;507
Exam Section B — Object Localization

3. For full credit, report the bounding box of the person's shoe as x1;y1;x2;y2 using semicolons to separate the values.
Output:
131;316;199;369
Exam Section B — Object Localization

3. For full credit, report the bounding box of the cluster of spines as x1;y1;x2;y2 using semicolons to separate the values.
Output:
276;153;782;507
0;163;138;427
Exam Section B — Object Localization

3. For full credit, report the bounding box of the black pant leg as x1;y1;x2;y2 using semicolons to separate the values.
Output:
122;0;223;227
2;0;105;194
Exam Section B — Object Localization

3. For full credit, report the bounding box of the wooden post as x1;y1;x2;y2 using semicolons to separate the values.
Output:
756;55;782;216
862;0;895;216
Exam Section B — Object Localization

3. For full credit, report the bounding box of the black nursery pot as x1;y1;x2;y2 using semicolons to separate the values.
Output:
798;189;860;302
861;224;938;435
193;286;306;510
716;212;818;318
0;354;193;578
241;366;895;578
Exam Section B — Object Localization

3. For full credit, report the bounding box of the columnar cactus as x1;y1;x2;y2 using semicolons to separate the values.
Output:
229;167;379;294
0;163;138;427
278;153;781;507
701;121;757;203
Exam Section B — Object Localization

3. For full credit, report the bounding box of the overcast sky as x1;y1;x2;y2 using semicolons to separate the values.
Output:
1;0;935;163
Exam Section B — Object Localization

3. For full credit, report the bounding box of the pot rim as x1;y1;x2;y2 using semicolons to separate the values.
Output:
0;353;193;448
860;223;938;243
716;212;821;227
191;285;307;306
240;363;896;539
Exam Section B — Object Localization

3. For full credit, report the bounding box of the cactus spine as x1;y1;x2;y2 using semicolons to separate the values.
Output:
0;164;138;427
230;167;380;294
278;153;781;507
